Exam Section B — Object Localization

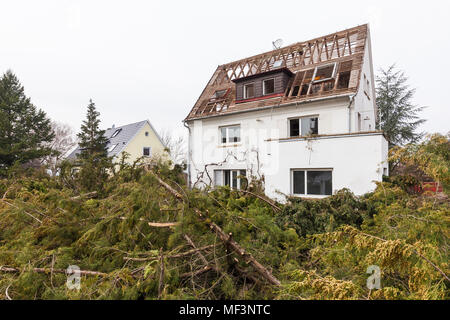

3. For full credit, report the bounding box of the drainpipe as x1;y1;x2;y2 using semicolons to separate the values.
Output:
183;120;191;189
347;94;356;133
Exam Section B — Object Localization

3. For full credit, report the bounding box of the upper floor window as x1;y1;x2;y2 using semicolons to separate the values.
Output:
243;83;255;99
263;78;275;95
289;116;318;137
220;125;241;144
143;147;151;157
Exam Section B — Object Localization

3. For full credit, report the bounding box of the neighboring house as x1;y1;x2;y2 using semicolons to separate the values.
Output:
68;120;167;164
183;24;388;201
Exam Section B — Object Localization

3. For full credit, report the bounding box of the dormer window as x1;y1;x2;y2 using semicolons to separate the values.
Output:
233;68;293;103
263;79;275;95
243;83;255;99
111;128;122;138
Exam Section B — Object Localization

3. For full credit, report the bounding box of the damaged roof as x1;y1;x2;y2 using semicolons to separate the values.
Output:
185;24;369;121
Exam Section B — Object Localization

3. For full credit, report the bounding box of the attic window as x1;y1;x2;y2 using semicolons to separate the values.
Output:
111;129;122;138
313;63;336;83
108;144;118;152
263;79;275;95
212;90;227;99
243;83;255;99
145;131;149;136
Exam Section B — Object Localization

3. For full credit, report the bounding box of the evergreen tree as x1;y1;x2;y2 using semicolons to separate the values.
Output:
0;70;55;173
77;99;109;159
76;99;111;192
376;65;426;147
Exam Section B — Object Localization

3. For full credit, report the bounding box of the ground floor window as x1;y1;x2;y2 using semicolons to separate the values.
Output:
291;169;332;196
214;169;246;189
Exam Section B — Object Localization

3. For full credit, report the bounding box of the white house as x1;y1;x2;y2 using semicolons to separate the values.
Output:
183;24;388;201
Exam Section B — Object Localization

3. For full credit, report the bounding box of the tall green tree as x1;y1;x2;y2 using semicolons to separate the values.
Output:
376;65;426;147
75;99;111;192
77;99;109;159
0;70;55;174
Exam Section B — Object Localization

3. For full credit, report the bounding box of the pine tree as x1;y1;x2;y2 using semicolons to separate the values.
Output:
77;99;109;160
376;65;426;147
76;99;111;192
0;70;55;174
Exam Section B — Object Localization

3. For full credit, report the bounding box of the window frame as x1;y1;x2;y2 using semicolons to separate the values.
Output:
108;143;118;153
262;78;275;96
291;169;333;196
143;147;151;157
219;125;241;144
110;128;122;138
214;169;246;189
243;83;255;99
311;63;337;84
288;115;319;137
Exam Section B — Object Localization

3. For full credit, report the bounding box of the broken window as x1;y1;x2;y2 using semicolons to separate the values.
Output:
300;84;309;96
213;89;227;99
214;169;246;189
243;83;255;99
289;116;318;137
292;169;332;196
143;147;151;157
220;125;241;144
337;60;352;89
337;71;351;89
263;78;275;95
313;64;336;83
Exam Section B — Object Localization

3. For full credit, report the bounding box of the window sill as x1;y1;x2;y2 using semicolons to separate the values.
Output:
291;194;330;199
218;143;242;148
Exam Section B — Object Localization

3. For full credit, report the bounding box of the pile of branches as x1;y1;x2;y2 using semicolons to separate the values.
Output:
0;159;448;300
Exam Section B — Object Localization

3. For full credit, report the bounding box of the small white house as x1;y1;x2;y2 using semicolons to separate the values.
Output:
183;24;388;201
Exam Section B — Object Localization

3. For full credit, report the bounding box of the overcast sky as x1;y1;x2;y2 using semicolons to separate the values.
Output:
1;0;449;138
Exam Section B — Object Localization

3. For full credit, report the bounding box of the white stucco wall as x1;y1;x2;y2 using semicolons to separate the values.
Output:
351;32;377;133
265;133;388;200
187;97;388;201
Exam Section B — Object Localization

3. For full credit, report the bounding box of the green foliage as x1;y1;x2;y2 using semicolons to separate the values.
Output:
376;65;426;147
0;70;55;175
276;189;367;237
73;99;112;192
390;133;450;193
77;99;109;160
0;136;448;300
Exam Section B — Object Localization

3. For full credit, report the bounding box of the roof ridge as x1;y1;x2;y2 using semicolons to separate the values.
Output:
219;24;368;68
